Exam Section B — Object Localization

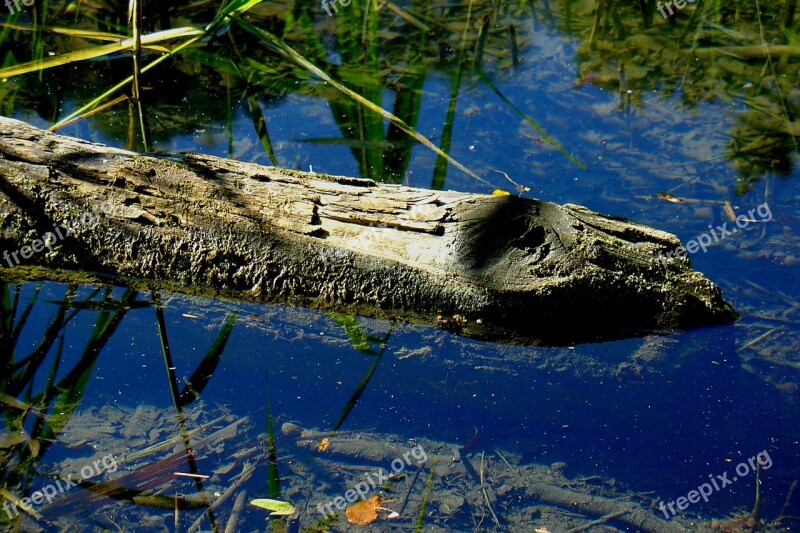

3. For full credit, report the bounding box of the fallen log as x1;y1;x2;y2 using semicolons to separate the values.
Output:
0;116;736;345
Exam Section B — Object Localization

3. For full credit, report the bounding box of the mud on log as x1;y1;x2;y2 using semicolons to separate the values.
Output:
0;117;736;345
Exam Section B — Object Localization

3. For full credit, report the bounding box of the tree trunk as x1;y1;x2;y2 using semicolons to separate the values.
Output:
0;117;736;345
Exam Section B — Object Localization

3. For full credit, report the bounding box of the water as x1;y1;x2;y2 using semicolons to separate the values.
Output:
1;1;799;531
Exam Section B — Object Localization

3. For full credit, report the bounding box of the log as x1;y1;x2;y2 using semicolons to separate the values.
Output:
0;117;736;345
525;482;687;533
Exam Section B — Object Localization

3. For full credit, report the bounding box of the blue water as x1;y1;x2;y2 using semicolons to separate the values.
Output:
3;10;800;532
4;278;798;527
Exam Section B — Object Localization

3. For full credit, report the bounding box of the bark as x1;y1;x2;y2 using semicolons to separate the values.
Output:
0;116;736;345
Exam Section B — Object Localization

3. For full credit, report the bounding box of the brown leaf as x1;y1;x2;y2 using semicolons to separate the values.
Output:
345;495;381;526
657;192;683;203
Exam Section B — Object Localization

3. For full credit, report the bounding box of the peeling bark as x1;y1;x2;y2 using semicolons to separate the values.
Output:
0;117;736;345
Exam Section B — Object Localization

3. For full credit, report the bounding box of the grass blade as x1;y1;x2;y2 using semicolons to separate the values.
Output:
0;26;204;79
475;68;585;170
232;16;493;188
177;313;237;407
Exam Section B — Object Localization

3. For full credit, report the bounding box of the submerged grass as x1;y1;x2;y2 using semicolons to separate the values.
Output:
0;283;136;529
574;0;800;190
413;462;435;532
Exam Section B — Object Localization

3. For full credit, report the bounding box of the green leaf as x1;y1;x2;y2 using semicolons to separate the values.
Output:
250;499;296;516
206;0;263;34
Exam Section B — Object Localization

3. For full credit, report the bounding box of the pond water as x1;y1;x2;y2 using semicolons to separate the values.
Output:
1;1;799;532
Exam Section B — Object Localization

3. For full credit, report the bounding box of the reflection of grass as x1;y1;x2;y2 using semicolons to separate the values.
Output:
573;0;800;190
234;15;486;186
326;312;392;432
153;292;237;531
0;283;240;529
265;380;279;496
0;0;580;190
0;283;136;526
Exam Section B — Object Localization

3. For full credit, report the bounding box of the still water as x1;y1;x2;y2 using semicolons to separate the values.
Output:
1;0;799;531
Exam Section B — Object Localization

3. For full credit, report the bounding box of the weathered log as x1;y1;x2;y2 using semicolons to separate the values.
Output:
0;116;736;345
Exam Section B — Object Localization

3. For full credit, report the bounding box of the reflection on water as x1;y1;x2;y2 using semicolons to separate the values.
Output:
1;281;798;530
1;0;800;530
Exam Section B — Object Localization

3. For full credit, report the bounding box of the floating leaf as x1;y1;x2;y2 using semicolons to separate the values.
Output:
657;193;683;203
250;498;296;516
346;494;381;526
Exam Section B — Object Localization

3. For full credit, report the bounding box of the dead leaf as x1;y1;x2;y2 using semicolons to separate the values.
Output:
345;495;381;526
657;192;683;203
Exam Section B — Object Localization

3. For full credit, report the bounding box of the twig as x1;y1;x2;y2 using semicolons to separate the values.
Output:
749;314;800;326
742;279;769;294
399;462;424;516
210;460;259;514
565;510;629;532
494;450;515;471
757;355;800;371
0;488;46;522
780;480;797;518
175;493;184;530
224;490;247;533
749;463;762;526
187;460;258;533
776;290;800;311
122;414;238;464
479;452;501;528
738;326;783;352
